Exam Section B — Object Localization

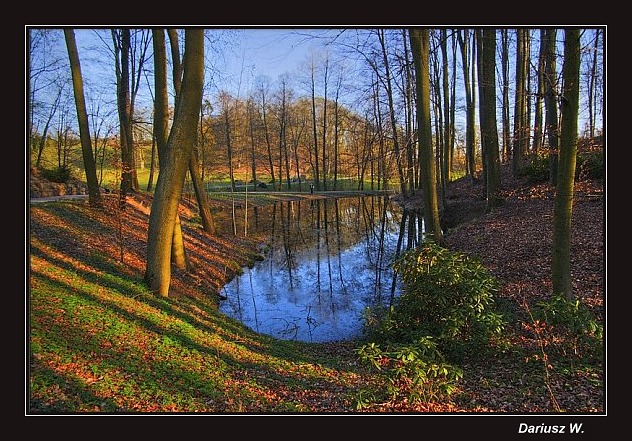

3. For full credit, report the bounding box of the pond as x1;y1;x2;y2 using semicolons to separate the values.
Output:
219;195;424;343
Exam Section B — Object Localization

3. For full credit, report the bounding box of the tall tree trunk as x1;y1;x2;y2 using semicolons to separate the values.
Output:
552;28;581;300
113;29;135;199
146;29;204;297
163;29;190;270
481;29;502;211
63;29;102;209
409;28;442;243
449;31;457;179
153;29;189;270
167;29;215;233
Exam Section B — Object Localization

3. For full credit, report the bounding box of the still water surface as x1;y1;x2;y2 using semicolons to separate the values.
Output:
219;195;423;343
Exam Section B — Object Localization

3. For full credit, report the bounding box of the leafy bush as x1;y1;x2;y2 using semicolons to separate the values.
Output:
532;293;603;359
355;337;463;407
356;242;506;406
366;242;505;359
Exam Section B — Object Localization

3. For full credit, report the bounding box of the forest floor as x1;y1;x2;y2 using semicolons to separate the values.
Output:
28;161;604;414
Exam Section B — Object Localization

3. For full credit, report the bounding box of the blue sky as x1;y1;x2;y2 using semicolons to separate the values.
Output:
215;28;337;95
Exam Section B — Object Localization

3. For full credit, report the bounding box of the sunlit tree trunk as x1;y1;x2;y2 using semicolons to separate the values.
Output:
221;94;236;192
409;28;442;243
552;28;581;300
63;29;102;208
158;29;189;271
145;29;204;296
168;29;215;234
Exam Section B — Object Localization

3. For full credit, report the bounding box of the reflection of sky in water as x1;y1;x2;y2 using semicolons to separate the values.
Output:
220;196;421;343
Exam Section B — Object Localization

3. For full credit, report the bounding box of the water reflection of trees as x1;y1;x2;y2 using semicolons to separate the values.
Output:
235;196;427;300
222;195;426;342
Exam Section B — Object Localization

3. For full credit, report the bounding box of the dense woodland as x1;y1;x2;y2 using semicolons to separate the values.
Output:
28;27;605;415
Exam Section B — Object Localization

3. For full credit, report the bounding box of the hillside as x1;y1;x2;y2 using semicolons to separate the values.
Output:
28;163;604;414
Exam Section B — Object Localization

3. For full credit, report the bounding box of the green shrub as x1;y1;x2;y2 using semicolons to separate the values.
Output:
532;293;603;359
367;242;505;359
356;337;463;407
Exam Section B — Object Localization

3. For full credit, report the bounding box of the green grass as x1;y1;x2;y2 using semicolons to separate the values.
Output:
29;247;364;413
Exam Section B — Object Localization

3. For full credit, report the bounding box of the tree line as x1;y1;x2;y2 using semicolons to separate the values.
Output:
28;27;604;300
